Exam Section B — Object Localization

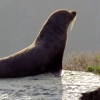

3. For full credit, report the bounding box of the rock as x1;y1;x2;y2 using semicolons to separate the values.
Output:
80;87;100;100
0;70;100;100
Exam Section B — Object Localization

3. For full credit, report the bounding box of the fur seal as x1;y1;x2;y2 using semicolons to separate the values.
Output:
0;9;76;78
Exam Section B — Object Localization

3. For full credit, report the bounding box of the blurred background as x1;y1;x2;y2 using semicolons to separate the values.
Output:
0;0;99;58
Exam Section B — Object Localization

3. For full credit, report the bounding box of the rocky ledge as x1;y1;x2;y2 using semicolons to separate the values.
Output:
0;70;100;100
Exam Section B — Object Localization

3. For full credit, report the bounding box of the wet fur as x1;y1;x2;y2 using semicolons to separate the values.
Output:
0;9;76;78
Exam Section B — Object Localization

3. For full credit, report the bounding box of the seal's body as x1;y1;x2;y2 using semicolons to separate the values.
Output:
0;9;76;78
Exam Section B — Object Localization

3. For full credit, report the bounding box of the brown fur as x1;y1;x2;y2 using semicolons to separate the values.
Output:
0;9;76;78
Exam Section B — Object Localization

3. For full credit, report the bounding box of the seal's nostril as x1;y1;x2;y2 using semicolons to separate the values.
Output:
71;11;76;17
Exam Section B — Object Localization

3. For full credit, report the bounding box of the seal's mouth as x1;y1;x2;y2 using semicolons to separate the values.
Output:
70;11;77;32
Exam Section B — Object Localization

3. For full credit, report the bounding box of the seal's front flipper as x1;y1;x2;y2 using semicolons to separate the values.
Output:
50;70;64;77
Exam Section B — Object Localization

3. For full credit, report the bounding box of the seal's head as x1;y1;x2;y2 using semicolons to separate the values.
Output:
47;9;76;30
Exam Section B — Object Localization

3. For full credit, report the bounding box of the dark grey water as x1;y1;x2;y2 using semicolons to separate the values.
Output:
0;0;99;57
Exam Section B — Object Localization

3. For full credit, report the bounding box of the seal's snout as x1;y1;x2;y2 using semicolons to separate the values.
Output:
71;11;76;18
70;11;76;31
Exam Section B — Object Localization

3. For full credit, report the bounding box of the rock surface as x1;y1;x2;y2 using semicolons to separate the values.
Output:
0;70;100;100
